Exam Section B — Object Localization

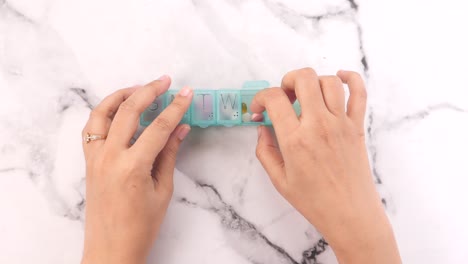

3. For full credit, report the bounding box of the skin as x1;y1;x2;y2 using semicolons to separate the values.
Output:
81;69;401;264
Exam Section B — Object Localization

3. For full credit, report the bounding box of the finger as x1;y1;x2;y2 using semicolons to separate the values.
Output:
82;87;138;154
250;87;300;140
281;68;327;116
107;75;171;148
152;124;191;191
133;86;193;161
255;126;286;191
319;76;345;116
337;70;367;127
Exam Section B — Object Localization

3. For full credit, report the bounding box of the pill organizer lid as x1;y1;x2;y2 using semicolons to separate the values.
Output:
139;80;303;128
242;80;270;89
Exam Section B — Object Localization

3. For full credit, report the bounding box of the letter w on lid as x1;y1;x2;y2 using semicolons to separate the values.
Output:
217;90;241;125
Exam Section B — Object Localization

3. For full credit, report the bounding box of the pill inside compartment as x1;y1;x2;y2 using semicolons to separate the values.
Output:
240;89;267;124
216;90;241;126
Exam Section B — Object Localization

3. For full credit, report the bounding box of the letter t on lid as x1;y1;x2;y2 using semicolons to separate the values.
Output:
191;90;216;127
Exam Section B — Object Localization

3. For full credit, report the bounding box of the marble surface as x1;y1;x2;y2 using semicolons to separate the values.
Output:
1;0;468;263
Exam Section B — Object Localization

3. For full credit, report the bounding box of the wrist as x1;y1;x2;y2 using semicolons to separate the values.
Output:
333;224;401;264
81;256;145;264
319;209;401;264
81;246;146;264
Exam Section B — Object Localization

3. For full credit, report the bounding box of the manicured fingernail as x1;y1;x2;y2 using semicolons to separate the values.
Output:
177;125;191;141
251;113;263;121
257;126;262;138
158;74;169;81
179;86;192;97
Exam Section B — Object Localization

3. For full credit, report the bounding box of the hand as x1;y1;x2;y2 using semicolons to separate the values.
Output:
252;68;401;264
80;76;193;264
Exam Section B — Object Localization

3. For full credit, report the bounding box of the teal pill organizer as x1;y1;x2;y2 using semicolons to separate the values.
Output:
140;81;301;128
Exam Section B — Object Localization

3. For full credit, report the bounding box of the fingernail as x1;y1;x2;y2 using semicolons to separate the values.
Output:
257;126;262;138
177;125;191;141
251;113;263;122
158;74;169;81
179;86;192;97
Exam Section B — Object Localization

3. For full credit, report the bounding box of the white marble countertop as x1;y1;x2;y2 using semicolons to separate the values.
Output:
1;0;468;263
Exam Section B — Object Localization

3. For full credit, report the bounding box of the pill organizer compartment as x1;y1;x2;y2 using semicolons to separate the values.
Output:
191;90;216;128
140;94;166;126
240;89;267;125
217;90;242;126
166;90;191;124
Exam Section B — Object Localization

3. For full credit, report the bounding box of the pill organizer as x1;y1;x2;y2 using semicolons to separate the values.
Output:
140;81;301;128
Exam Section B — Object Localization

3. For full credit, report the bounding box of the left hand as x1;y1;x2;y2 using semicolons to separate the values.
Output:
80;75;193;264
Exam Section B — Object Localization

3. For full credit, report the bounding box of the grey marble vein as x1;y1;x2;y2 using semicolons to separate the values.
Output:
0;166;36;179
378;103;468;132
261;0;355;37
301;239;328;264
346;0;358;10
0;0;33;24
367;111;383;185
368;102;468;196
62;87;97;112
178;182;329;264
262;0;353;25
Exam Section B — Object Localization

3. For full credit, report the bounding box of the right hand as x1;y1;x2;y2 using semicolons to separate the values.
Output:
251;68;401;264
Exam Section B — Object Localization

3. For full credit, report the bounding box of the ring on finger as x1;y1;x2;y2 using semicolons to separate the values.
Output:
83;132;107;144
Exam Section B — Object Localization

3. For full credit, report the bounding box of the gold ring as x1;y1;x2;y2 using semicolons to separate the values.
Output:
84;133;107;143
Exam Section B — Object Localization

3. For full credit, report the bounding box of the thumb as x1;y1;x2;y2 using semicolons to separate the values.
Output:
153;124;191;191
255;126;286;191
